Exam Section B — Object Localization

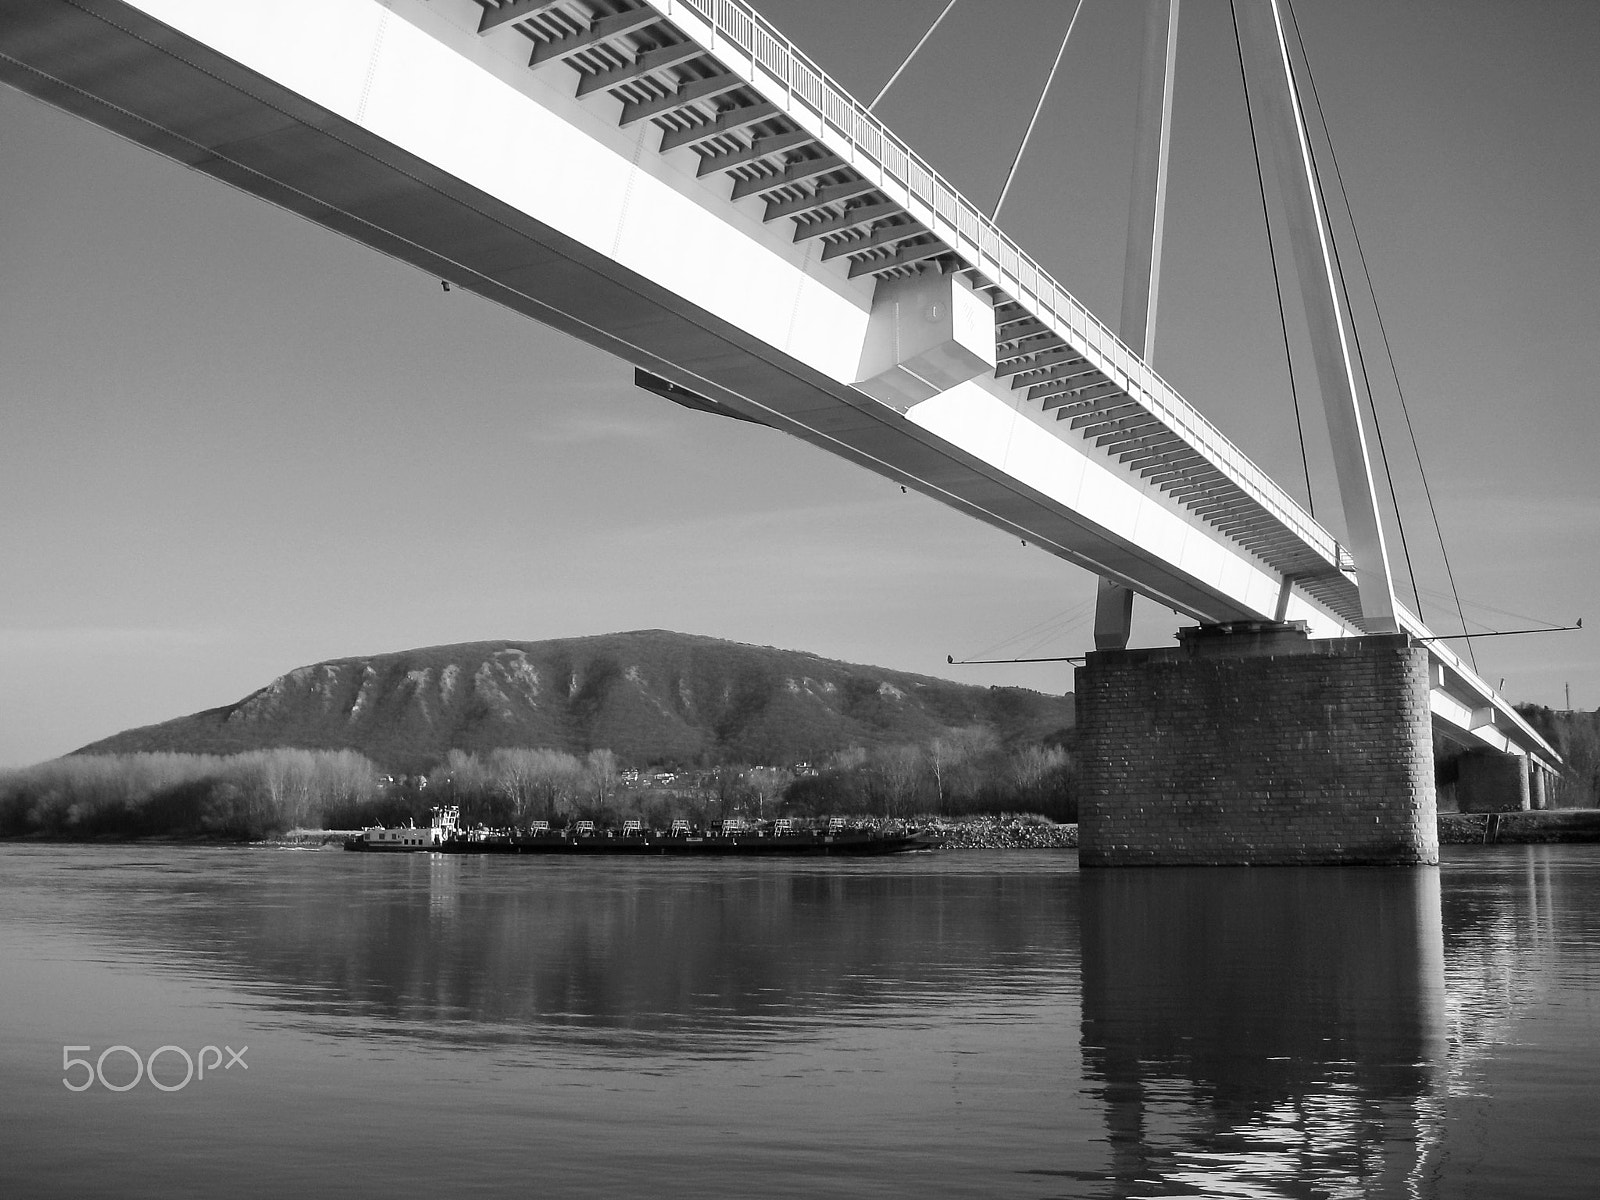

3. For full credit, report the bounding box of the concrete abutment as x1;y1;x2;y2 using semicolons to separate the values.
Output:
1077;624;1439;866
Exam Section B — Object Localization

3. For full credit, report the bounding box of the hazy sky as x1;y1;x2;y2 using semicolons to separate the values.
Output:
2;0;1597;766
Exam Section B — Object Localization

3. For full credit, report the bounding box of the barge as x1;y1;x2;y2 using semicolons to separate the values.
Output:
346;807;939;856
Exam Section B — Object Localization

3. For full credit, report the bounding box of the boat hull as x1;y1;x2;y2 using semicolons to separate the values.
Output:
345;832;937;855
443;832;936;856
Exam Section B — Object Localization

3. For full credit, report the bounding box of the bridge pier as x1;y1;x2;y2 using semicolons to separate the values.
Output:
1456;751;1532;814
1076;623;1437;866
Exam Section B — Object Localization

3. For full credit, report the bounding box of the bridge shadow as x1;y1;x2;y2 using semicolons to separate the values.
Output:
1079;866;1447;1198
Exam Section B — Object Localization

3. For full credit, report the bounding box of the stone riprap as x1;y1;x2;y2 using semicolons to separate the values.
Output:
925;817;1078;849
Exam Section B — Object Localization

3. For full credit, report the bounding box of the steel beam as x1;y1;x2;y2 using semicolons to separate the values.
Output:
657;101;779;151
576;41;706;98
1049;390;1126;422
729;153;845;200
695;128;812;177
997;344;1081;376
791;200;901;241
622;73;746;124
846;239;947;279
764;177;878;222
478;0;563;34
1069;402;1142;431
819;221;927;262
530;10;663;66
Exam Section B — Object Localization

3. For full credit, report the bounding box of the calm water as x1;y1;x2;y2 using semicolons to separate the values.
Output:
2;845;1597;1199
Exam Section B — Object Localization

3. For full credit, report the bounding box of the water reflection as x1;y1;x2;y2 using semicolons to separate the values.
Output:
1079;868;1447;1198
52;854;1080;1055
5;845;1600;1198
1439;847;1574;1093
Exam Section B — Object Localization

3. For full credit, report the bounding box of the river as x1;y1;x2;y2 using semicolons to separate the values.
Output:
1;844;1596;1198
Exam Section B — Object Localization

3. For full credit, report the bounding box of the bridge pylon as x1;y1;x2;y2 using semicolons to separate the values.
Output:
1078;0;1439;865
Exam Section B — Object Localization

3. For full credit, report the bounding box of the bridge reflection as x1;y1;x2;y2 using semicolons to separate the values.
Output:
1080;868;1448;1198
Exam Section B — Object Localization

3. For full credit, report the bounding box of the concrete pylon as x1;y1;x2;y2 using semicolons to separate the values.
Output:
1094;0;1180;650
1233;0;1400;633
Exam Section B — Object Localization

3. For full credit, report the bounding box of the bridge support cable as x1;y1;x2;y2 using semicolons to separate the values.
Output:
992;0;1088;222
957;597;1097;666
868;0;960;112
1228;1;1314;520
1417;588;1575;638
1282;0;1477;666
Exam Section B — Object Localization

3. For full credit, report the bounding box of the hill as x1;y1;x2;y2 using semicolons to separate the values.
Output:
76;630;1073;771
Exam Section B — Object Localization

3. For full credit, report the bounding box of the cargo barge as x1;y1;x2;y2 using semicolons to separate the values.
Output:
345;806;939;856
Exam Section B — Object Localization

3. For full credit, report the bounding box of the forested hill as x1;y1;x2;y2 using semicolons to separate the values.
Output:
76;630;1074;771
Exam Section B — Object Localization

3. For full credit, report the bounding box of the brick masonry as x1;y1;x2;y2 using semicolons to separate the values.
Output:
1077;626;1438;866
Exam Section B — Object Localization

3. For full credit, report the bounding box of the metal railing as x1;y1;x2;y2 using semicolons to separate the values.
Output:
661;0;1340;567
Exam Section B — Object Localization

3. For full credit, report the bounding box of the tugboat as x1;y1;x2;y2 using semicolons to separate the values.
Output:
344;805;461;851
347;809;939;856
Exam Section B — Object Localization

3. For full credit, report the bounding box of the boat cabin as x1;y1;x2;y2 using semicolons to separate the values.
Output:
361;805;460;848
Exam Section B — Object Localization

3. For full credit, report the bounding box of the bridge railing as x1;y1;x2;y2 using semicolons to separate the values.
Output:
664;0;1342;569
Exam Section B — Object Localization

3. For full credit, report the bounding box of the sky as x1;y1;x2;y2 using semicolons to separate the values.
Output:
1;0;1597;766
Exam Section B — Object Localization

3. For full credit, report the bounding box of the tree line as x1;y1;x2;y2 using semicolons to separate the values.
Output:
0;749;383;840
0;731;1076;840
783;728;1074;821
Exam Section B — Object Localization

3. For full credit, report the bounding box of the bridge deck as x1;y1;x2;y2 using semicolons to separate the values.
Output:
477;0;1362;626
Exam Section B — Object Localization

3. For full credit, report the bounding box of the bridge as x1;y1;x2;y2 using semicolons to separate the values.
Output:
0;0;1559;856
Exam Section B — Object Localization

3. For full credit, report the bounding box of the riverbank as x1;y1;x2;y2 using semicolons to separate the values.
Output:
933;810;1600;850
1437;809;1600;844
25;810;1600;850
261;820;1081;850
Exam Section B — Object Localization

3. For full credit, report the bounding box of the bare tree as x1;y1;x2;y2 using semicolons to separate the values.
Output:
489;748;543;826
585;748;619;815
525;749;584;820
745;766;792;819
928;726;997;813
873;743;925;817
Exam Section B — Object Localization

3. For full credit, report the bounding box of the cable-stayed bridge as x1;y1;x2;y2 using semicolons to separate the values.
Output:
0;0;1556;779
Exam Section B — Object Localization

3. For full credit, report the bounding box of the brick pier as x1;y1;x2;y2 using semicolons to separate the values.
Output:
1076;624;1437;866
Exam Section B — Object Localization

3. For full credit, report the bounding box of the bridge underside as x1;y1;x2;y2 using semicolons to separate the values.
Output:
0;0;1557;774
0;0;1312;628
